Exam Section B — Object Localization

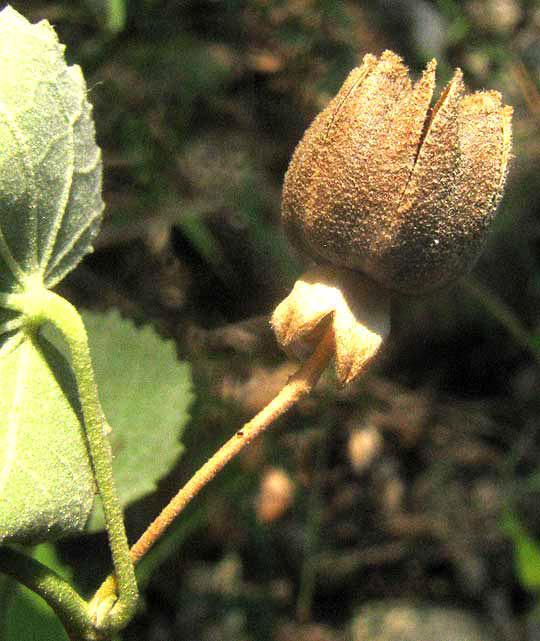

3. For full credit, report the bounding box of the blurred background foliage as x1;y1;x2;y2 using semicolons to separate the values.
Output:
2;1;540;639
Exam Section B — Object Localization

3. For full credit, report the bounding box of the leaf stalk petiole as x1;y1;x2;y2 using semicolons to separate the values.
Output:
0;287;138;633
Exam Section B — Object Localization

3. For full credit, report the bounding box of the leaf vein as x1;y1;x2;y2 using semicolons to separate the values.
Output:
0;103;38;283
37;72;78;277
43;192;103;286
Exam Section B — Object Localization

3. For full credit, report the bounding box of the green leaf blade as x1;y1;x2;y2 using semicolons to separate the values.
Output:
502;511;540;593
0;334;95;545
82;310;193;531
0;6;104;297
2;544;71;641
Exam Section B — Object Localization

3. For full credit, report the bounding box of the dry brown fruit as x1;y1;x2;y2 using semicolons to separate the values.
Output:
282;50;512;295
272;50;512;384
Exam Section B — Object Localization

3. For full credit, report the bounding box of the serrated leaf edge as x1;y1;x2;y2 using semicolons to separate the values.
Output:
0;11;104;294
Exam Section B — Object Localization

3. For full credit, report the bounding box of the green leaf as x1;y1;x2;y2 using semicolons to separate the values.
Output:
81;310;193;531
0;333;95;545
501;511;540;592
0;6;103;299
106;0;128;34
2;544;70;641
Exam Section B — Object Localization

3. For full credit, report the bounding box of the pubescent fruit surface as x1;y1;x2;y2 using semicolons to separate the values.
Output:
282;50;512;294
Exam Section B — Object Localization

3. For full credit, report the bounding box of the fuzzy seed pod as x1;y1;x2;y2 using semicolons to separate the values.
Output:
272;51;512;384
282;50;513;294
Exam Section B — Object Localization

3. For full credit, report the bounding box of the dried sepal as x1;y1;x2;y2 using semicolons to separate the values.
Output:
387;68;465;292
282;54;378;253
281;50;513;295
271;266;390;385
457;91;513;226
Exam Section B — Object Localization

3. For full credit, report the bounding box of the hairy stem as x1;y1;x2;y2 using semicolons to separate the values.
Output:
92;325;335;604
0;547;97;641
134;324;334;560
0;288;138;633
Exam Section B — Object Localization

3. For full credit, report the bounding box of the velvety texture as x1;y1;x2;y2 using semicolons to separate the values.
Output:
282;50;513;294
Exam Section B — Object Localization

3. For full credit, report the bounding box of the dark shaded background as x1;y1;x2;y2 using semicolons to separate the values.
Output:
6;1;540;640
